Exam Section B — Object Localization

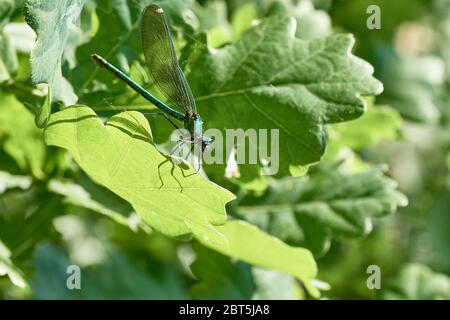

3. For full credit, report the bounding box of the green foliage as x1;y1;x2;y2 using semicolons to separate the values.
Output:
33;86;50;128
47;176;137;229
24;0;85;104
0;31;17;81
70;0;190;103
330;99;403;151
0;94;45;178
427;191;450;273
381;264;450;299
0;240;27;289
188;15;382;183
44;106;234;242
0;171;30;192
231;3;257;41
0;0;14;26
190;243;255;299
34;243;187;299
190;242;304;299
379;55;446;123
196;220;318;297
0;0;448;300
235;162;407;256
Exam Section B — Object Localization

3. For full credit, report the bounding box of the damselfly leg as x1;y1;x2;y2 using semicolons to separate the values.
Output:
142;112;180;131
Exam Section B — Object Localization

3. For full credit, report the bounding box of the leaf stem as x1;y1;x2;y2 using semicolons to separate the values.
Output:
1;80;46;101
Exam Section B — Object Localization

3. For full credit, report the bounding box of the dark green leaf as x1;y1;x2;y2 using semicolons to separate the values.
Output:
187;15;383;184
24;0;85;104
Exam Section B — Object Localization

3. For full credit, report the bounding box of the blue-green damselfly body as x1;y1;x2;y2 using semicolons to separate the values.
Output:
91;4;212;152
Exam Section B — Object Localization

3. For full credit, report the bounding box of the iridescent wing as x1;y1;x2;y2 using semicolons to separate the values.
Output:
141;4;196;113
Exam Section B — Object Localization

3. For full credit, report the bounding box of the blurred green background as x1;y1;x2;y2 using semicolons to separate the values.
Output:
0;0;449;299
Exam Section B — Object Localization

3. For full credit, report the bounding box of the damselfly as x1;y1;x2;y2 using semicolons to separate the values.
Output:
92;4;211;163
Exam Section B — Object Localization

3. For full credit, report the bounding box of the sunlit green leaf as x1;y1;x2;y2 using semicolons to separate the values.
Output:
187;15;383;184
0;170;31;193
34;243;187;299
251;268;303;300
44;105;235;243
